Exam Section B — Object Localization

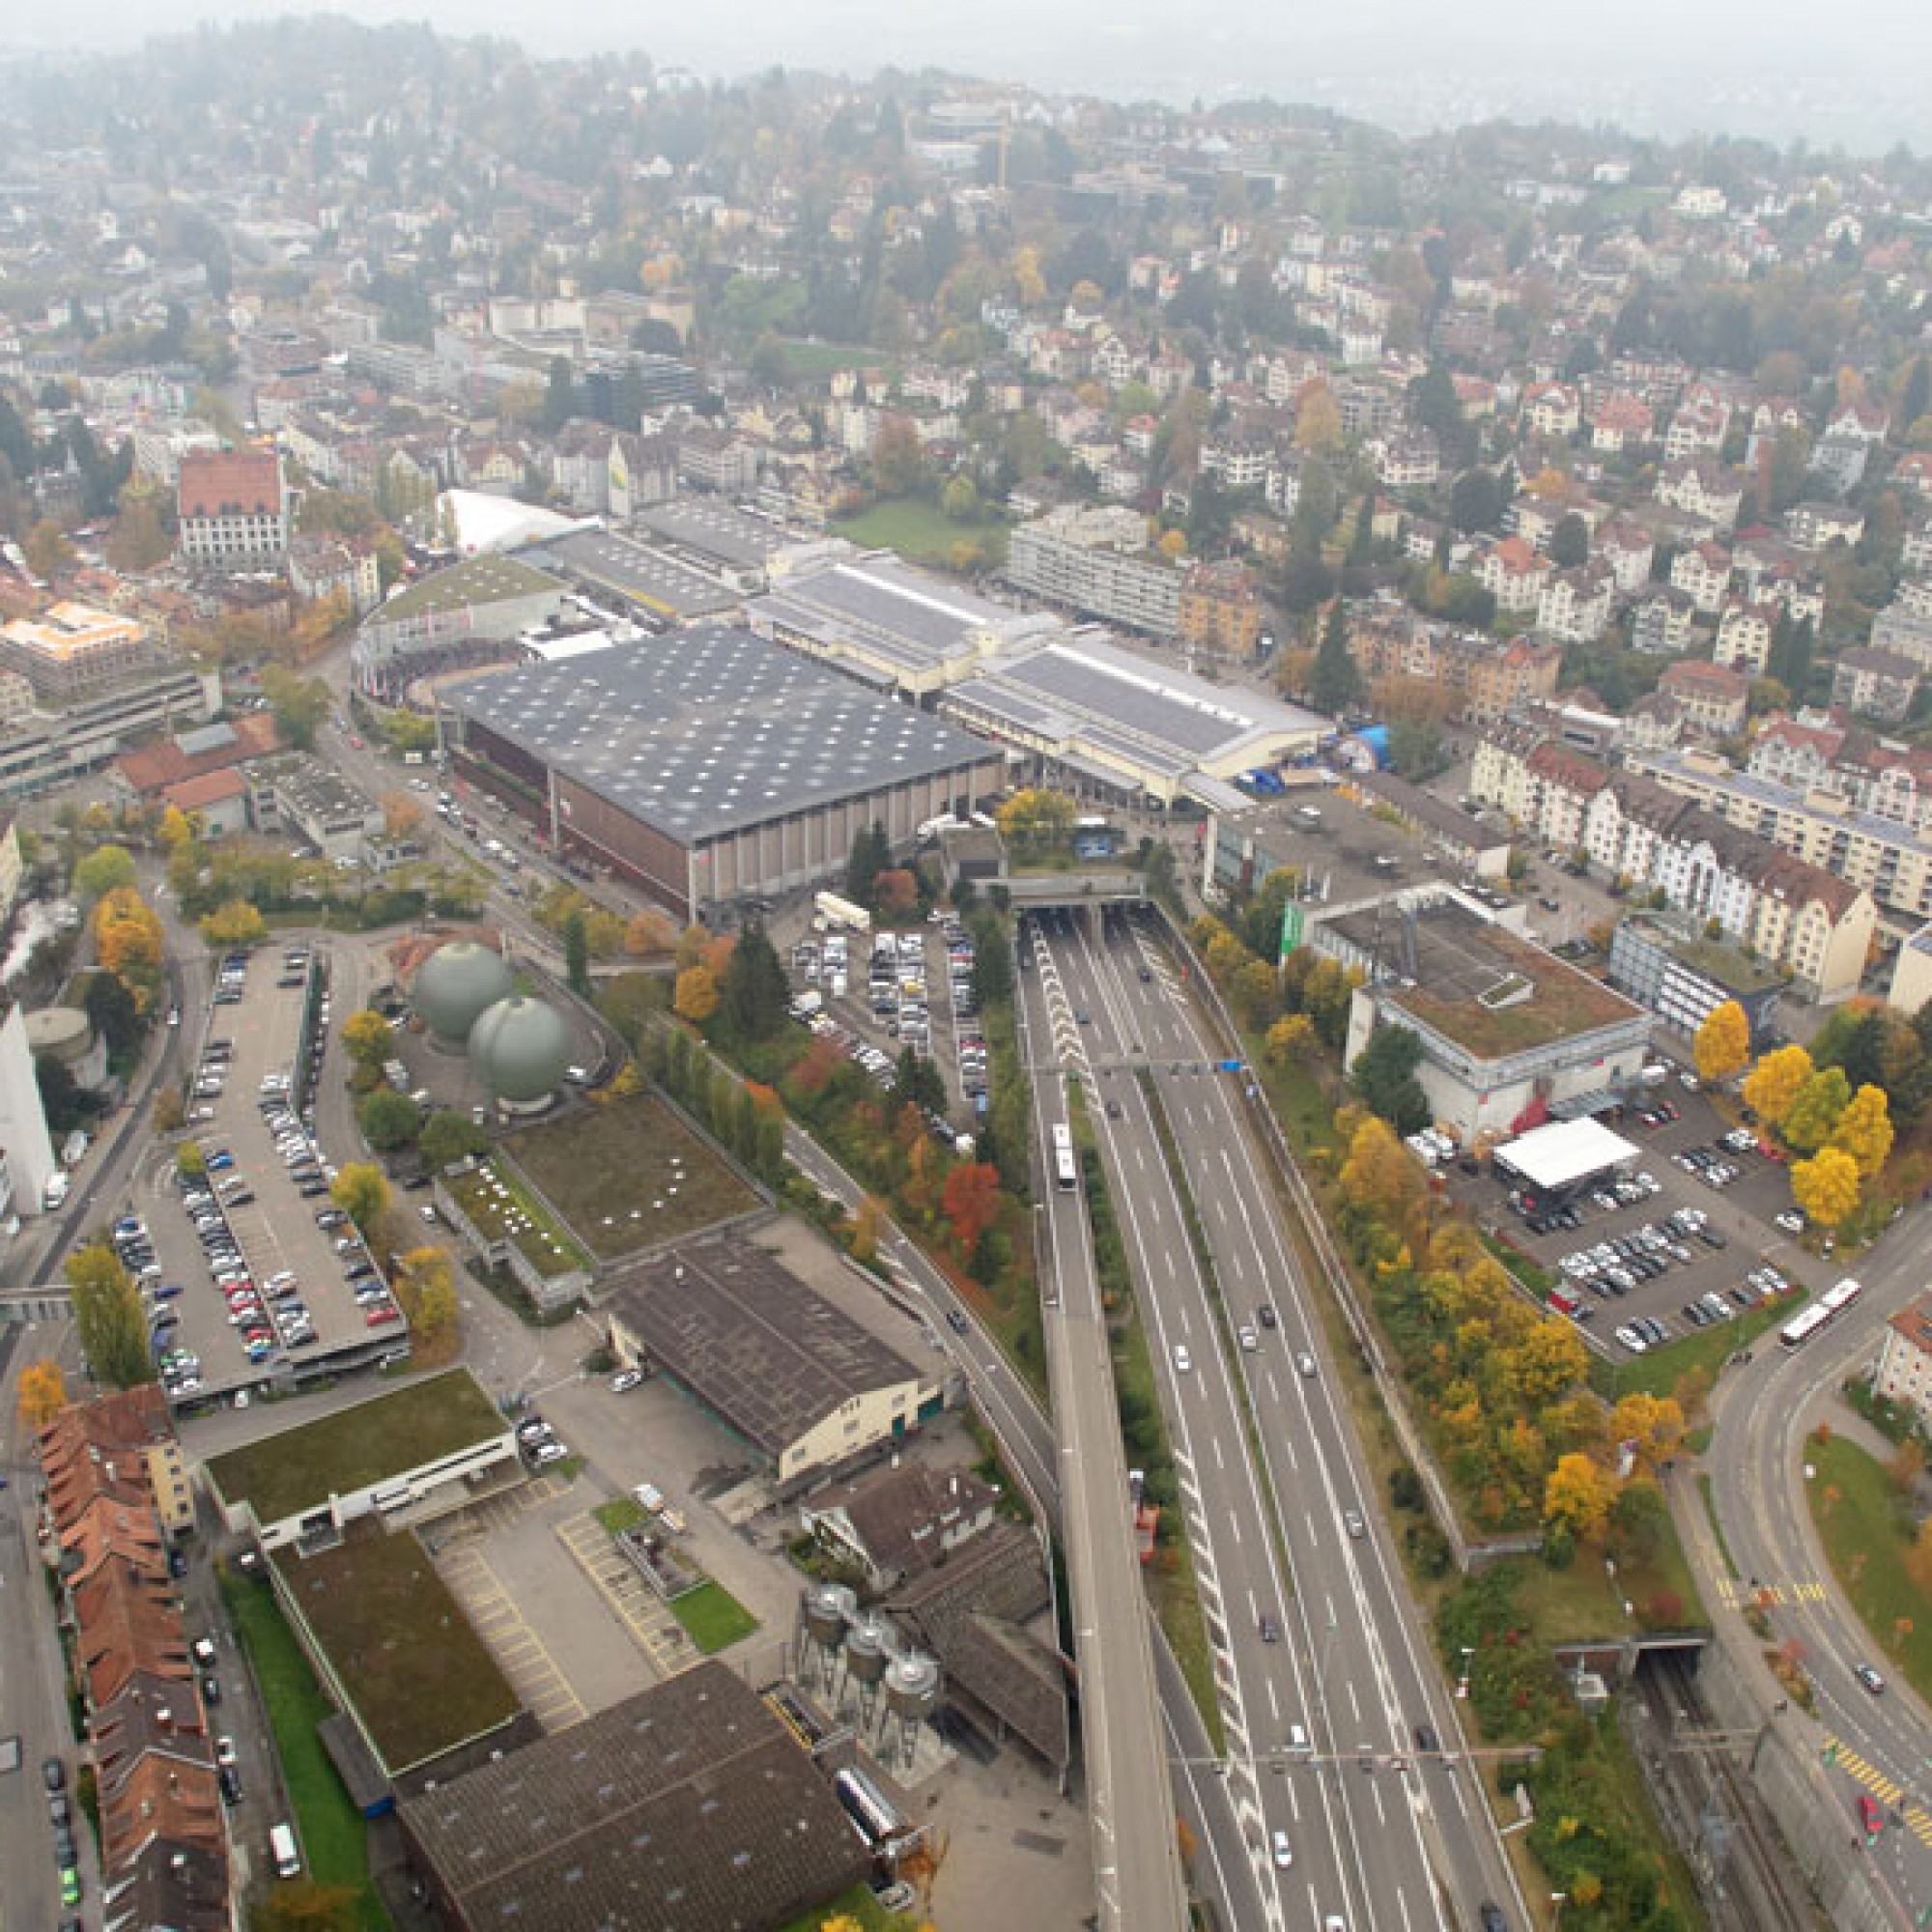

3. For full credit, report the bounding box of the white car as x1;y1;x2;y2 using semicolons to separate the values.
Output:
1237;1325;1259;1352
214;1735;238;1769
1775;1210;1804;1236
1173;1344;1192;1373
611;1368;643;1393
1614;1324;1648;1353
1271;1829;1293;1869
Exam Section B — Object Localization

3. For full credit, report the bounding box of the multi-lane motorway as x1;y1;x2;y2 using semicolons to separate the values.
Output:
1019;902;1524;1932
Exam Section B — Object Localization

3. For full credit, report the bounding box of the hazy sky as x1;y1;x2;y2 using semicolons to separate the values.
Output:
11;2;1932;148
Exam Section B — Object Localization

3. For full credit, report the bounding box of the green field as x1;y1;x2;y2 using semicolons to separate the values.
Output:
779;340;896;380
668;1579;760;1654
1806;1434;1932;1706
506;1093;757;1260
221;1574;390;1932
206;1369;503;1527
273;1524;522;1774
834;498;1009;570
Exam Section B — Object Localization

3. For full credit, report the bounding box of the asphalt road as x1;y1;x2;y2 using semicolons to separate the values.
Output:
1695;1234;1932;1923
1024;902;1526;1932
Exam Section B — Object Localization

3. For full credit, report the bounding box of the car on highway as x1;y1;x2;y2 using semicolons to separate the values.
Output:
1257;1302;1276;1328
1237;1324;1258;1352
1172;1344;1191;1373
1259;1613;1280;1643
1270;1829;1293;1869
1343;1509;1366;1539
1296;1351;1317;1377
946;1308;970;1334
1480;1906;1508;1932
1413;1722;1439;1753
1856;1663;1887;1695
1858;1793;1884;1834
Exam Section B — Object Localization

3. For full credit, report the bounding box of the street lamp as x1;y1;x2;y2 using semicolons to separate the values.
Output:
1550;1893;1569;1928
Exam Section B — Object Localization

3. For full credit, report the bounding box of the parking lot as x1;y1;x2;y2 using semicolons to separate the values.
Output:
1453;1079;1822;1361
791;914;988;1126
136;942;407;1407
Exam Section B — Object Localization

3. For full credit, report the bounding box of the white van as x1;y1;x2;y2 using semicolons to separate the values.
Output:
270;1821;301;1879
1286;1723;1311;1755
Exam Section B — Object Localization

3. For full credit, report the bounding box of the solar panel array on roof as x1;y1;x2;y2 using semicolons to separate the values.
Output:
451;625;991;844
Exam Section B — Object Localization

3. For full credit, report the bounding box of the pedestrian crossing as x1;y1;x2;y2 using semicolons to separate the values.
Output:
1826;1736;1932;1844
1715;1576;1827;1609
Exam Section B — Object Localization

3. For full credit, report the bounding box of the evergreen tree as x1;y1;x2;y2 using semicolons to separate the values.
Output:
845;821;891;905
720;923;789;1040
1310;599;1362;717
1900;356;1930;437
563;910;590;995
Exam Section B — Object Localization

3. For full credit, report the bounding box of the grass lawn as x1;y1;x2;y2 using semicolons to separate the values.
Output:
221;1574;390;1932
834;498;1009;571
778;340;895;380
446;1155;593;1277
206;1369;502;1527
1805;1434;1932;1703
1481;1230;1554;1297
668;1579;760;1654
272;1523;522;1774
1610;1295;1790;1400
1512;1523;1705;1641
593;1496;648;1535
506;1093;757;1260
1697;1471;1740;1579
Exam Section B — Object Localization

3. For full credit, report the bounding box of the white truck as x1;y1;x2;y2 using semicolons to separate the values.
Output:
813;890;872;933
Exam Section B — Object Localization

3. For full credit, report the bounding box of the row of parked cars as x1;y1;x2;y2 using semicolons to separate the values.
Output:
516;1413;570;1468
936;915;988;1105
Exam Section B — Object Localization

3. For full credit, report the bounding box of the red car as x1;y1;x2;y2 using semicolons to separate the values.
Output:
364;1305;400;1327
1858;1793;1884;1834
1758;1140;1786;1162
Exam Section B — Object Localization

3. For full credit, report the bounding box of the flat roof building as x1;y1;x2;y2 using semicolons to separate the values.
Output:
944;628;1327;809
1320;888;1653;1141
606;1239;943;1491
399;1663;868;1932
529;526;739;625
0;600;158;701
446;626;1005;922
747;541;1061;698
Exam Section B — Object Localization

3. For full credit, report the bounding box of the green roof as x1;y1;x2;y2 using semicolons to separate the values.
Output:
1670;932;1787;997
447;1156;591;1276
205;1368;504;1526
272;1520;522;1772
378;554;556;623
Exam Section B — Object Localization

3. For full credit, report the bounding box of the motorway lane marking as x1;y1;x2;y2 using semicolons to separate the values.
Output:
1228;1510;1242;1546
1212;1436;1225;1470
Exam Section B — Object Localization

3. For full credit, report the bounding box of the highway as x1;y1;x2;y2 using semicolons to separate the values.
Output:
1691;1238;1932;1923
1021;901;1525;1932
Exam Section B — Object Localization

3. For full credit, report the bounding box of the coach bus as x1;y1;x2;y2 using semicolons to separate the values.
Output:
1051;1122;1078;1192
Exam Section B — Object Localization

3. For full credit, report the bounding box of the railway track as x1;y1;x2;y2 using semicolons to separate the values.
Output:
1626;1652;1824;1932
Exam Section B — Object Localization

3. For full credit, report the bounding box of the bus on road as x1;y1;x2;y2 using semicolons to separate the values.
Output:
1050;1122;1077;1192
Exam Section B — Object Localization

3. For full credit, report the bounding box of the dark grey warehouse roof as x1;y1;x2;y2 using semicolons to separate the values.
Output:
609;1240;930;1463
634;499;793;573
398;1663;868;1932
450;626;995;844
530;529;737;620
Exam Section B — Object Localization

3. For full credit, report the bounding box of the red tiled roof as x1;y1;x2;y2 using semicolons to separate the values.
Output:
177;448;281;520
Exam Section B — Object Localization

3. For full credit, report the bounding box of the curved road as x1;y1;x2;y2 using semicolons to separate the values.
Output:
1694;1238;1932;1923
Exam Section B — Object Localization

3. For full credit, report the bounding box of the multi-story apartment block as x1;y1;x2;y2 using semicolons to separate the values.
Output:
1008;506;1182;638
1177;560;1264;660
175;447;289;571
1657;660;1749;738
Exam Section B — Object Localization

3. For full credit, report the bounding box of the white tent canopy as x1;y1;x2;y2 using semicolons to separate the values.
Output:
1492;1117;1639;1194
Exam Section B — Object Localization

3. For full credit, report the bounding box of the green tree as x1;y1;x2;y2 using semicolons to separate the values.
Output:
719;923;789;1040
1548;513;1588;570
260;664;331;751
1310;598;1362;717
1782;1065;1852;1152
35;1054;88;1134
330;1161;391;1231
845;821;891;906
1449;468;1505;534
66;1239;154;1389
356;1086;421;1152
419;1109;488;1170
73;842;138;903
563;910;590;996
891;1046;948;1117
82;970;144;1065
1350;1024;1430;1134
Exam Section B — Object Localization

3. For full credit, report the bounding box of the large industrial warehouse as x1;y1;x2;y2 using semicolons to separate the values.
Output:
444;626;1006;921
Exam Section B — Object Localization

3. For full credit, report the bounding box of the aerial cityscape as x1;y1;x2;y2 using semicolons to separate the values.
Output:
4;14;1932;1932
